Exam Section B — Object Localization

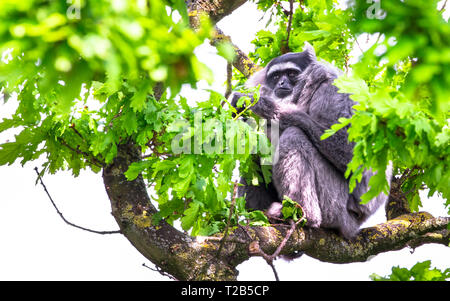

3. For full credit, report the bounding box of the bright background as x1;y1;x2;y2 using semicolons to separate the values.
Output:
0;2;449;281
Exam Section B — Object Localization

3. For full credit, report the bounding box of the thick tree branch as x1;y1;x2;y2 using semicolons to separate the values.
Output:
223;212;450;266
210;27;260;78
299;213;450;263
385;176;412;220
187;0;259;78
187;0;247;25
102;143;239;280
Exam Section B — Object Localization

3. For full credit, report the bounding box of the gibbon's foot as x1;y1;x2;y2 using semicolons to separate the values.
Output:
266;202;283;219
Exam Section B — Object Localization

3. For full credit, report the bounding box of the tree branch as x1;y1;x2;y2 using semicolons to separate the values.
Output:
187;0;247;25
281;0;294;54
385;176;412;220
102;143;238;280
300;213;450;263
187;0;259;78
210;27;260;78
226;212;450;266
34;167;121;235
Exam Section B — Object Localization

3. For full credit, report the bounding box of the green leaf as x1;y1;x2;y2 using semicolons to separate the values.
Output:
248;210;269;226
125;160;152;180
0;118;20;133
178;157;194;178
409;193;422;212
216;41;236;63
130;81;152;112
281;196;304;223
172;173;194;196
181;201;201;231
121;109;138;135
371;261;450;281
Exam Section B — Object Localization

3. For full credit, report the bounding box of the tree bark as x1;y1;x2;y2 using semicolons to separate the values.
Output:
188;0;259;78
187;0;247;25
103;143;239;280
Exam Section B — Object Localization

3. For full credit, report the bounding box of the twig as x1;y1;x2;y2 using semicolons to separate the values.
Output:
273;220;298;256
239;224;253;240
142;263;177;280
439;0;447;12
34;167;121;235
69;123;85;140
232;96;259;121
268;261;280;281
57;137;104;168
252;218;304;281
281;0;294;54
216;182;238;257
286;0;294;46
354;36;364;54
225;62;233;99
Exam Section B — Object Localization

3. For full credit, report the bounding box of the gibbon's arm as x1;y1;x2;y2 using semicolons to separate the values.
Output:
251;92;354;174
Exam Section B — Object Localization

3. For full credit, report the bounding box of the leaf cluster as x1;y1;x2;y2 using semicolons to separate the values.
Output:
125;91;271;235
370;260;450;281
250;0;352;69
327;1;450;211
0;0;212;175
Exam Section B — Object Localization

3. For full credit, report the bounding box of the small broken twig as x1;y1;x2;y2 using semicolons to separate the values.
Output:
225;61;233;99
142;262;177;280
34;167;121;235
216;182;238;257
251;217;305;281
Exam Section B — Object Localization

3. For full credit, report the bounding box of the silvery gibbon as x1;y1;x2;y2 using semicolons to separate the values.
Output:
230;43;392;239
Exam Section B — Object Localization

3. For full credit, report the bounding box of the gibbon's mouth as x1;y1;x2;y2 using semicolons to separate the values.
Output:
275;88;292;98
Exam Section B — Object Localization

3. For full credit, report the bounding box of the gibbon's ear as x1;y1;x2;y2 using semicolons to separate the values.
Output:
245;67;266;88
303;41;316;61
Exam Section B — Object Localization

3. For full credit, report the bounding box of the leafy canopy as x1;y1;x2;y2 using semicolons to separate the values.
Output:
0;0;449;238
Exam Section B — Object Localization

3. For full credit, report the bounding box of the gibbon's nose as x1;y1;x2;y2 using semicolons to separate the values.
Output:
278;75;290;88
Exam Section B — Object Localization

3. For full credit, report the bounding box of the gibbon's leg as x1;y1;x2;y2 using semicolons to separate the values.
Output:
272;126;360;238
239;176;279;211
272;126;323;228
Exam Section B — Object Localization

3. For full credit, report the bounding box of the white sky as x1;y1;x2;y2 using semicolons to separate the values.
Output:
0;2;449;281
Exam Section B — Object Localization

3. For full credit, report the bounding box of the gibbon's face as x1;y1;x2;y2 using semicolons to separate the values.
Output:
265;62;301;99
264;51;315;101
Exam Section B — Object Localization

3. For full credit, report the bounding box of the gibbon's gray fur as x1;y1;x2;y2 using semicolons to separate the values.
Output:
230;43;392;239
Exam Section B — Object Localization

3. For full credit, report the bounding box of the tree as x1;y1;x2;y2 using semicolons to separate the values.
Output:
0;0;448;281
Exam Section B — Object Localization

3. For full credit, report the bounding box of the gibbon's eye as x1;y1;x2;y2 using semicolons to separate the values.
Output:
288;70;299;78
272;73;280;81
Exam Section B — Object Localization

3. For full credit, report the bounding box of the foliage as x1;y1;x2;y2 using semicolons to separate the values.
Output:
250;0;352;69
249;0;449;213
0;0;274;237
370;260;450;281
124;91;272;235
281;195;305;224
0;0;212;174
332;0;450;209
0;0;449;240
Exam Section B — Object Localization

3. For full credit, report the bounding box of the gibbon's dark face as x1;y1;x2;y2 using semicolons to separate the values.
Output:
265;51;314;100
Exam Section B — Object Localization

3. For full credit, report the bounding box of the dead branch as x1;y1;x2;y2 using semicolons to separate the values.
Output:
216;181;238;257
34;167;121;235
